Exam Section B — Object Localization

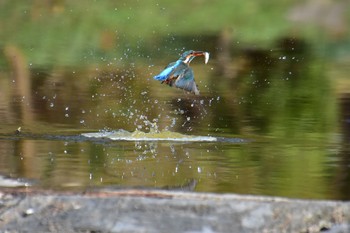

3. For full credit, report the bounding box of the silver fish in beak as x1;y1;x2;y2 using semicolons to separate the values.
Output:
204;52;210;64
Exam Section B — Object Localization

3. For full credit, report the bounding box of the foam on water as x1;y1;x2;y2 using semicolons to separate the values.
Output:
82;129;217;142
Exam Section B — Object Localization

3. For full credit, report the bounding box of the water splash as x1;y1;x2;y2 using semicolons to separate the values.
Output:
82;128;217;142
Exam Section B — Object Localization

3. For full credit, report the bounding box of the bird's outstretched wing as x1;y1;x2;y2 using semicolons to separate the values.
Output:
154;61;199;95
153;61;181;81
174;67;200;95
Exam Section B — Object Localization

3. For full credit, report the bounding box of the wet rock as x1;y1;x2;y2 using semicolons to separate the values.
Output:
0;189;349;233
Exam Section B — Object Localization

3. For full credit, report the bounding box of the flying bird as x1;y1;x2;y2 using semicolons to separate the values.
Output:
153;50;210;95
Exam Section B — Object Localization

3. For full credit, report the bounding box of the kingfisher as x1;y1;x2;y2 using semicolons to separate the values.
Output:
153;50;210;95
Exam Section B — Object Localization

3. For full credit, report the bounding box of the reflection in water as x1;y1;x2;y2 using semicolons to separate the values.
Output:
336;95;350;199
0;38;349;200
170;97;208;133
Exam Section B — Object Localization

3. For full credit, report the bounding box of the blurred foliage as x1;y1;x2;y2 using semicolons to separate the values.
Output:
1;0;349;67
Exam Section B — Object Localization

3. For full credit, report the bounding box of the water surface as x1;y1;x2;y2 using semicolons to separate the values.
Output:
0;43;349;201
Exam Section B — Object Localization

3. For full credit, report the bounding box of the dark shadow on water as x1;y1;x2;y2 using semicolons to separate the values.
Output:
335;95;350;199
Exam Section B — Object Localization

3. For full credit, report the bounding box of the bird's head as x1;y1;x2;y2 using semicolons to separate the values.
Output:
180;50;210;64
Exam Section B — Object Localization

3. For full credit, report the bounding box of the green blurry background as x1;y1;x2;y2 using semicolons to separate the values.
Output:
1;0;349;67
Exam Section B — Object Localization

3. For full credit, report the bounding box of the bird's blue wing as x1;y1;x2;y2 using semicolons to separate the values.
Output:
174;67;200;95
154;60;199;94
153;61;180;81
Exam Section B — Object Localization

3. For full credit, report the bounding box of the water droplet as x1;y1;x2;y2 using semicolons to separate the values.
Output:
24;208;35;216
279;56;286;60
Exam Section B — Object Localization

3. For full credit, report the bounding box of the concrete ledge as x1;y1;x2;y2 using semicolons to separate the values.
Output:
0;189;349;233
